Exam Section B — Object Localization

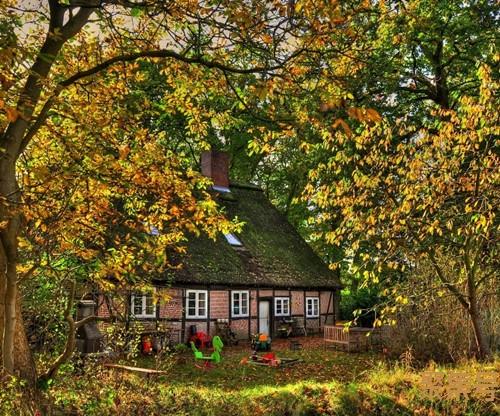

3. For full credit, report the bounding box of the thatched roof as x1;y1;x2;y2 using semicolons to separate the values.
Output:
164;183;341;289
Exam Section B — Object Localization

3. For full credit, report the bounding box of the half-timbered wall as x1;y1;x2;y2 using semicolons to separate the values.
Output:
96;286;337;342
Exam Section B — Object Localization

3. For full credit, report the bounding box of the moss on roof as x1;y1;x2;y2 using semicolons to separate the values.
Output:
168;184;341;289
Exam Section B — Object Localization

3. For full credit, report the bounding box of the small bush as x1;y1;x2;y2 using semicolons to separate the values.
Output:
340;287;380;327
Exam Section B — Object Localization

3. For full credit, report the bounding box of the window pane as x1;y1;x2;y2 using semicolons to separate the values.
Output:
241;294;248;315
283;299;289;314
234;305;240;315
133;296;142;315
145;303;154;315
188;307;196;316
234;293;240;303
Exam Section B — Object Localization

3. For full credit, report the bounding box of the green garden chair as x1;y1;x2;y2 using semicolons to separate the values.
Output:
191;335;224;368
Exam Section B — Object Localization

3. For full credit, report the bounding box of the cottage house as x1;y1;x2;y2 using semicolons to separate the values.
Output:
96;151;342;342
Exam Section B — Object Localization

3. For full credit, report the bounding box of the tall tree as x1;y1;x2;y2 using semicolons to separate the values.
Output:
246;0;498;359
304;66;498;359
0;0;362;384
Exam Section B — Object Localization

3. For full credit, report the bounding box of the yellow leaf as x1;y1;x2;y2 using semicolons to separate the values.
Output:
262;34;273;44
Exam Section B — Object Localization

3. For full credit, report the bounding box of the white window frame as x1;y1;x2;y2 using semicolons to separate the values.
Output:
306;297;319;318
130;292;156;318
185;290;208;319
274;297;290;317
231;290;249;318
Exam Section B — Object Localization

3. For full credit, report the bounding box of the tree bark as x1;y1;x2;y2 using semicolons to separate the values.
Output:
463;238;492;361
0;163;22;375
466;262;491;360
0;3;93;382
428;247;492;361
468;300;491;360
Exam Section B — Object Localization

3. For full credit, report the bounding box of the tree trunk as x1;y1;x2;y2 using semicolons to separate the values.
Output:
0;4;93;384
468;293;491;360
14;294;38;384
0;158;22;376
464;245;492;361
0;159;37;385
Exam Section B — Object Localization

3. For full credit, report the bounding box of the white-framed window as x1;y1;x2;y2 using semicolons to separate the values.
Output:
306;297;319;318
186;290;208;319
224;233;243;247
274;297;290;316
131;292;156;318
231;291;249;317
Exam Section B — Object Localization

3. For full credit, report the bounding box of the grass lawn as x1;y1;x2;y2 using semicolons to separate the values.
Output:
156;337;381;390
3;336;497;415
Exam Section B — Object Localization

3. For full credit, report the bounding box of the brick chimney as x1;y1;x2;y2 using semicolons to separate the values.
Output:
201;150;230;188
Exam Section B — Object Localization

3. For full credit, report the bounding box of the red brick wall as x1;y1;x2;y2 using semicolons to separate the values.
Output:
201;150;229;188
250;317;258;335
231;319;249;339
259;289;273;297
97;293;127;317
320;291;333;314
210;290;229;319
291;291;304;315
97;294;110;318
159;288;183;319
250;290;258;334
250;290;257;317
306;290;320;297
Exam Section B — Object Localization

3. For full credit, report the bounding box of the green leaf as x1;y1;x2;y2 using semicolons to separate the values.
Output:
131;7;142;17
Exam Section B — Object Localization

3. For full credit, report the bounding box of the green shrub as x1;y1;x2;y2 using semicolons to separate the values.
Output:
340;287;380;327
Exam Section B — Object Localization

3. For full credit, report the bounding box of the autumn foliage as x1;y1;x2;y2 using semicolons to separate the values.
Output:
303;66;499;359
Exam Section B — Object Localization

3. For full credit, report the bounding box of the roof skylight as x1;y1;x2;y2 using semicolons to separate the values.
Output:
224;233;243;247
212;185;231;193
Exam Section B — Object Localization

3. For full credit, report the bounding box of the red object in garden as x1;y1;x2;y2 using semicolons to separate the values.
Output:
245;351;301;368
141;335;153;354
189;331;211;349
262;352;276;361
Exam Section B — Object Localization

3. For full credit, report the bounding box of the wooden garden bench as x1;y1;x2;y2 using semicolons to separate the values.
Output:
324;325;351;351
324;325;378;352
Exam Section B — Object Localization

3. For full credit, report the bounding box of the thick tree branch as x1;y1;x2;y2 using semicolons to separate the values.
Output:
21;48;299;154
61;49;288;87
427;249;469;310
38;280;77;383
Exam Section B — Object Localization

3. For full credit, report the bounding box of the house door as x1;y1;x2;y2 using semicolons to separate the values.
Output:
259;300;270;335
